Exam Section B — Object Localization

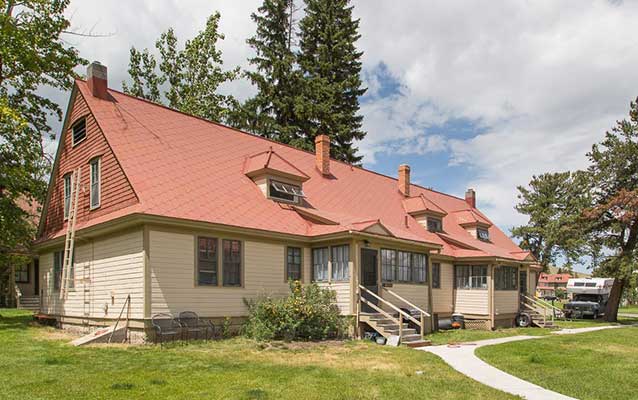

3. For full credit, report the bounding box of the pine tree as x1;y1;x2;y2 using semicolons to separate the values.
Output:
297;0;367;163
240;0;300;142
123;12;239;123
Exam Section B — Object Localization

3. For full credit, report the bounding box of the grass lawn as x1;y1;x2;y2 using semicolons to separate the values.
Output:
476;326;638;400
425;327;550;345
0;309;517;400
619;305;638;314
425;316;638;345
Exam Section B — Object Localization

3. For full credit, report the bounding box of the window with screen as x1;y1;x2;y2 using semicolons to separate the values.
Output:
331;245;349;281
455;265;488;289
381;249;396;282
432;263;441;288
90;157;101;209
72;117;87;145
197;237;218;285
269;180;305;203
495;266;518;290
312;247;328;281
63;174;71;220
477;227;490;241
53;251;63;290
519;270;528;293
427;217;443;232
222;240;242;286
15;264;29;283
397;251;412;282
286;247;302;281
412;253;427;283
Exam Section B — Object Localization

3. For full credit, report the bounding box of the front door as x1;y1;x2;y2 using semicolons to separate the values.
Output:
360;248;378;312
519;270;527;294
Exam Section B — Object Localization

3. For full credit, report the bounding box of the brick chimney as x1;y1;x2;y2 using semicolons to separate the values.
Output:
398;164;410;196
87;61;108;99
465;188;476;208
315;134;330;176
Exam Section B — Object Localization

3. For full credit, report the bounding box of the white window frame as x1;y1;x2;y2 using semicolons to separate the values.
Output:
268;179;304;204
63;173;72;220
89;157;101;210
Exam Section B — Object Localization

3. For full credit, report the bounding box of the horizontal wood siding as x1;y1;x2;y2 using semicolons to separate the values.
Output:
384;284;429;311
432;262;454;313
40;229;144;319
317;282;351;314
40;91;138;239
494;290;519;315
530;271;537;295
149;231;291;317
454;290;489;315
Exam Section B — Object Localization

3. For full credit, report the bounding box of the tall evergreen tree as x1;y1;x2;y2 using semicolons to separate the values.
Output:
297;0;367;163
123;12;239;123
238;0;300;142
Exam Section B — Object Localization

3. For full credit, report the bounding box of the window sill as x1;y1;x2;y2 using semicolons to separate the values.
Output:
71;137;87;148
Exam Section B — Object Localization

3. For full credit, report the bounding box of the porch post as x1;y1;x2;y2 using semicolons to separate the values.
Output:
488;264;495;330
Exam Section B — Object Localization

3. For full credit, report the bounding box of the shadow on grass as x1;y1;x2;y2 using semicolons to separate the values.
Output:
0;310;33;331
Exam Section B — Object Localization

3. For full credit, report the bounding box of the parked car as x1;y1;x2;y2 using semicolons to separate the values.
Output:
563;278;614;319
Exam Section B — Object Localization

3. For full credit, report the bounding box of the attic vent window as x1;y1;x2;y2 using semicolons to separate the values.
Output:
477;227;490;241
72;118;87;146
269;180;305;203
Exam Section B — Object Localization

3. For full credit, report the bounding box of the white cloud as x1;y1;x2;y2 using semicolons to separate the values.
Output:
352;0;638;229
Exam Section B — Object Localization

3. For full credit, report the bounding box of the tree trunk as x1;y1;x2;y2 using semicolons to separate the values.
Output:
604;278;625;322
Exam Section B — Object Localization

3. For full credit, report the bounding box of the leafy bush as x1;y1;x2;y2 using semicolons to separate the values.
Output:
243;281;347;341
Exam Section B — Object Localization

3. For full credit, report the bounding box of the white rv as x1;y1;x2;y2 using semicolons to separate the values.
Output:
564;278;614;319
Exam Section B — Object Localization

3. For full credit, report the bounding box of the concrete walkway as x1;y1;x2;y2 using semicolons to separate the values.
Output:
419;325;632;400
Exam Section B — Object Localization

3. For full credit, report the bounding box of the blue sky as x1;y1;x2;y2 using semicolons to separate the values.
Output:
41;0;638;273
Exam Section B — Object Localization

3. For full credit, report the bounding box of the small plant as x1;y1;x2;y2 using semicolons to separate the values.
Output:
243;281;346;341
221;316;232;339
110;382;135;390
528;353;542;364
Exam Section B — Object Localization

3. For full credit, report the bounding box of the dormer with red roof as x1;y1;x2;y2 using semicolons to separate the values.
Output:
244;147;309;204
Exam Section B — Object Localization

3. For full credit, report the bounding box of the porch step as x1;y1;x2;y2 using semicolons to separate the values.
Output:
385;328;416;336
18;296;40;312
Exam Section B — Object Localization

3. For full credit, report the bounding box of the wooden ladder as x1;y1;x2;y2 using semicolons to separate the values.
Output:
59;168;81;300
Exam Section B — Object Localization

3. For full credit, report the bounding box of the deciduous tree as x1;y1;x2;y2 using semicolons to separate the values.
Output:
0;0;85;304
123;12;239;123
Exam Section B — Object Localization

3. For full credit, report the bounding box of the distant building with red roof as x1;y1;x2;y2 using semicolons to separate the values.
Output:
537;273;572;297
32;62;540;337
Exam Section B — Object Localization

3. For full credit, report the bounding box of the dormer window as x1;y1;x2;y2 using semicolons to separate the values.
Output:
72;117;87;146
427;217;443;232
269;180;305;203
477;227;490;241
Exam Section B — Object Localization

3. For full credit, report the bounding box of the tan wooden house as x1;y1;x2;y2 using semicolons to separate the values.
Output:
32;62;540;338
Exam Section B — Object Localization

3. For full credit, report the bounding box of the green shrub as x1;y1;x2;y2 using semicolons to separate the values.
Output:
243;281;347;341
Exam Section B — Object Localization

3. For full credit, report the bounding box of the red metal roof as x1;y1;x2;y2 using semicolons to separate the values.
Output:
40;80;531;261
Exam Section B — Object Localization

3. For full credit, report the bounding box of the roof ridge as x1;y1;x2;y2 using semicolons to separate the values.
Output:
82;79;468;204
